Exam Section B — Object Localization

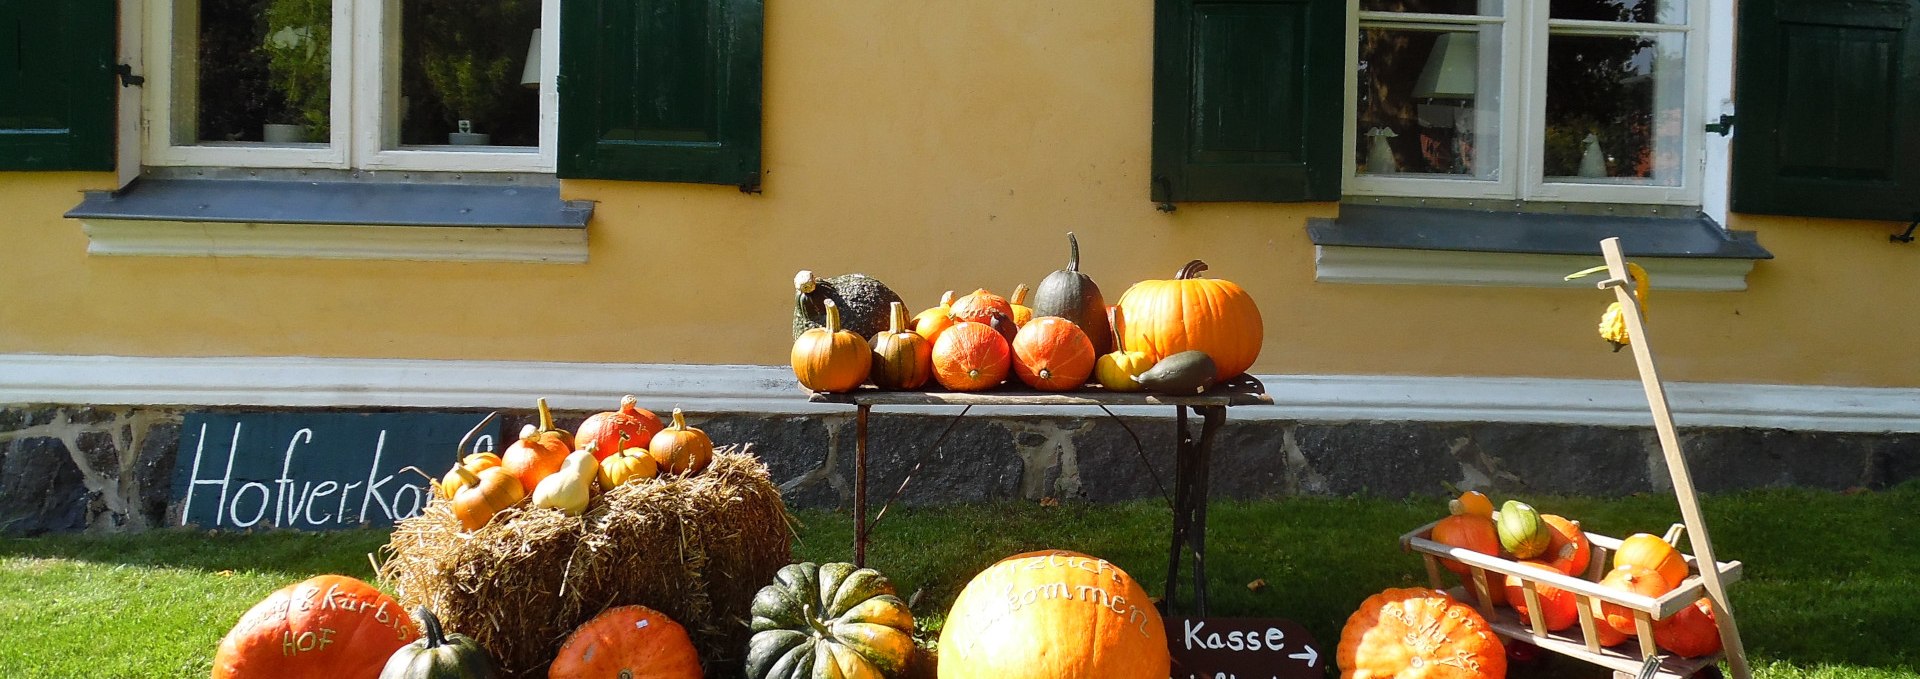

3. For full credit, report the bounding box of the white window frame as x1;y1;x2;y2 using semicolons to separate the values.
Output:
142;0;557;173
1341;0;1709;206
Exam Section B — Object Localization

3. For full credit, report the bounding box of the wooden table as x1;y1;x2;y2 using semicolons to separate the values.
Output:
807;375;1271;615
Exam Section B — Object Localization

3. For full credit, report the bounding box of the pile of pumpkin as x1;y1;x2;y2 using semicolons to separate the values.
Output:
1430;491;1725;658
791;234;1262;395
436;396;714;531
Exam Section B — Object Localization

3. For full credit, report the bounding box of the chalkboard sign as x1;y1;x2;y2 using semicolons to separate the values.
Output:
1168;617;1323;679
172;412;501;530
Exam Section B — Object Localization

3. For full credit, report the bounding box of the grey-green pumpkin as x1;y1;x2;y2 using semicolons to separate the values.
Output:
378;607;500;679
1030;233;1111;356
795;271;907;341
1135;350;1218;395
746;562;917;679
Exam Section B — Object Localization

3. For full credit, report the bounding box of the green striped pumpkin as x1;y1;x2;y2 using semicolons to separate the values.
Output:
1496;500;1552;559
746;562;917;679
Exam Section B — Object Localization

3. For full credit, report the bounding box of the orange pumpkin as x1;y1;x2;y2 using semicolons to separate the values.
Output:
1614;530;1690;589
436;451;502;501
648;408;714;475
1011;317;1097;391
792;299;873;393
574;395;665;462
1431;507;1501;577
870;301;934;390
1504;561;1579;632
1451;490;1495;519
1114;260;1263;381
932;321;1011;391
1009;283;1034;326
1597;565;1673;639
1587;597;1629;646
912;290;957;343
212;575;419;679
446;463;525;531
549;605;703;679
1461;572;1508;608
1654;598;1724;657
939;550;1169;679
1540;514;1591;576
501;398;573;494
1337;588;1506;679
950;288;1014;327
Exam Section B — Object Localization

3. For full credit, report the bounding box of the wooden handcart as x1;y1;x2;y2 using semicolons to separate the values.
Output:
1400;238;1754;679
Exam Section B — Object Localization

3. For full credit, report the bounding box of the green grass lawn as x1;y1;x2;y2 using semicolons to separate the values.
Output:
1;484;1915;678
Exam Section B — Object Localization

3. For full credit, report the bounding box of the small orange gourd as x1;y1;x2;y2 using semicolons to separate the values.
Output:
1009;284;1034;326
931;321;1011;391
1613;526;1690;588
912;290;957;343
792;299;873;393
1450;490;1495;518
648;408;714;475
1011;316;1097;391
870;301;933;390
500;398;573;494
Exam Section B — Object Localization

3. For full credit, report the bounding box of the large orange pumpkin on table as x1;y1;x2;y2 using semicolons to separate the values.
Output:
548;605;703;679
791;299;873;393
1337;588;1505;679
1011;316;1097;391
212;575;419;679
1115;260;1263;381
932;321;1011;391
939;550;1169;679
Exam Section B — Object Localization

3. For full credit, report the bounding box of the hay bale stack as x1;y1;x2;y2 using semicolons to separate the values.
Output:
379;447;792;678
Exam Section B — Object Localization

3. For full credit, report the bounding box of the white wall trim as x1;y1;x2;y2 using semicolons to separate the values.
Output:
78;219;587;263
1314;245;1755;291
3;355;1918;433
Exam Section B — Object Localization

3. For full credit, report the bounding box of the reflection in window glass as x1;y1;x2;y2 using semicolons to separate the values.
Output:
1355;28;1502;179
400;0;541;147
1549;0;1684;25
192;0;331;144
1543;33;1685;185
1360;0;1495;15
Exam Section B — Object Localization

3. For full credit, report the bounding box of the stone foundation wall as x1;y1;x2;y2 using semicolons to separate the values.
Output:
3;404;1915;535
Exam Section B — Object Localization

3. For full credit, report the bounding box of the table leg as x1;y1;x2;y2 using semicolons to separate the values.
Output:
1165;406;1191;613
854;404;870;568
1191;405;1223;616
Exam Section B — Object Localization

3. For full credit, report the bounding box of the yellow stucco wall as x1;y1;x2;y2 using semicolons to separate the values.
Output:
3;1;1916;387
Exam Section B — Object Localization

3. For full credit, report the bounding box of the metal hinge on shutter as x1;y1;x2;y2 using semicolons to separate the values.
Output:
1704;114;1734;137
112;64;144;87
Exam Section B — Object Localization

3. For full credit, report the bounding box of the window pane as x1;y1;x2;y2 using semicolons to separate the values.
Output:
187;0;331;144
1355;27;1503;179
1549;0;1684;25
1360;0;1501;16
1543;32;1685;185
399;0;541;147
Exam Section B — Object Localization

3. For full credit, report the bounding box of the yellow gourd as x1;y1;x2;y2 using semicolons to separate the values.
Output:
532;449;599;516
1567;262;1649;351
1094;307;1151;392
598;447;659;489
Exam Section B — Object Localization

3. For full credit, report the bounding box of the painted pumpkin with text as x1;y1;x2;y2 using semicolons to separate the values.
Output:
939;550;1169;679
213;575;420;679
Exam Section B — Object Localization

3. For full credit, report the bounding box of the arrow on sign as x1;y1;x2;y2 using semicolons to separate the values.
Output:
1288;646;1318;667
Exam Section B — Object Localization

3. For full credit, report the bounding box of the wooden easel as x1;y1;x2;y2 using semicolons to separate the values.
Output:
1593;237;1752;679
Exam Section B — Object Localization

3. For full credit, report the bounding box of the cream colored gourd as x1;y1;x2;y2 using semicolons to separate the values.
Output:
532;449;599;516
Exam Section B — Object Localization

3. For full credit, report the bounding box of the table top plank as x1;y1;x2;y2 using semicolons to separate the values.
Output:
806;374;1272;407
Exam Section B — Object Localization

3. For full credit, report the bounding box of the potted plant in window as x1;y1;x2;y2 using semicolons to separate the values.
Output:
261;0;331;143
414;0;538;145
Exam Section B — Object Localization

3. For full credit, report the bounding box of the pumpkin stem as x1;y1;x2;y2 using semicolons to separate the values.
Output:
415;606;447;648
620;394;639;415
670;408;688;431
1066;232;1081;272
888;301;908;335
1662;523;1685;546
536;398;555;435
1175;259;1209;280
1011;283;1029;306
824;299;842;333
455;411;500;464
794;270;818;294
1108;306;1126;352
451;463;481;488
939;290;955;307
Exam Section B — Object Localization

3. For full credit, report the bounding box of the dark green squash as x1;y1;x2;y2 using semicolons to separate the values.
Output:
1030;233;1112;356
378;607;500;679
1135;351;1217;395
794;271;907;340
747;562;917;679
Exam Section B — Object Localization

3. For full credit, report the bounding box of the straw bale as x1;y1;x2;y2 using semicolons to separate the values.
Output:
379;446;793;678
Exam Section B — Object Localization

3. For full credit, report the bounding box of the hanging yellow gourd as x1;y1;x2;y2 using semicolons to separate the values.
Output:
1567;261;1649;351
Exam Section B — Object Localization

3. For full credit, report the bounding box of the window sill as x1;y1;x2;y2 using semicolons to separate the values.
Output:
1306;204;1772;292
64;178;593;263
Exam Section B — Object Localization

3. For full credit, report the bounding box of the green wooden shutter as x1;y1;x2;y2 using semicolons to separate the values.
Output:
1152;0;1342;204
0;0;116;171
558;0;763;188
1731;0;1920;221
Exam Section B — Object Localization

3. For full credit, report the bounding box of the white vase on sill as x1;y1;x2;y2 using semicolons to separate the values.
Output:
448;119;491;146
262;123;307;144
